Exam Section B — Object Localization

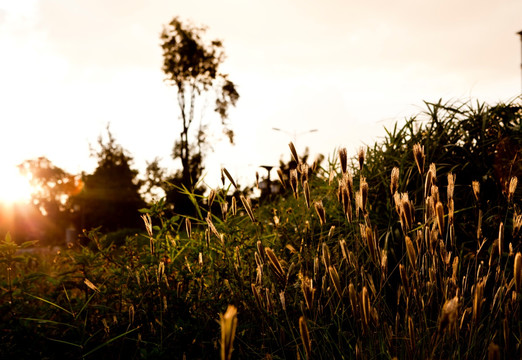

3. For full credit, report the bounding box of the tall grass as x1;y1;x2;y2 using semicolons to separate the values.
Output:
0;99;521;359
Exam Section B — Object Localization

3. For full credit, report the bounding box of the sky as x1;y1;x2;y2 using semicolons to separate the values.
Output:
0;0;521;193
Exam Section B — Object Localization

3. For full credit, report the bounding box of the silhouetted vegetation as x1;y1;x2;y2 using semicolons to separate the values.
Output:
70;128;146;234
18;157;82;245
1;99;521;359
160;16;239;194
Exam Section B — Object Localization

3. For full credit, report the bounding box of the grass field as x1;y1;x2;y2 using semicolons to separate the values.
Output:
1;99;521;359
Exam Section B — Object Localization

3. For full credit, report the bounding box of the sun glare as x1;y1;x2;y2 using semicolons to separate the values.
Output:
0;164;33;205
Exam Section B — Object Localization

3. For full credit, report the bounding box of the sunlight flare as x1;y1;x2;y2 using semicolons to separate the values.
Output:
0;164;33;205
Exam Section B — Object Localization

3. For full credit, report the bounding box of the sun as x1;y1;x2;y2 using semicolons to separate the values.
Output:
0;164;33;205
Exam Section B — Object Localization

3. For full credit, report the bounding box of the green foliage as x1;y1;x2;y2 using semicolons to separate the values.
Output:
363;99;522;250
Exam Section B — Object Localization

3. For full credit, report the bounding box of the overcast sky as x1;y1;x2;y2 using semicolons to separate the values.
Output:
1;0;521;190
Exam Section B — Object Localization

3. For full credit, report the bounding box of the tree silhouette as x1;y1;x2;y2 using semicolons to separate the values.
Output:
18;157;82;245
71;128;145;233
160;17;239;190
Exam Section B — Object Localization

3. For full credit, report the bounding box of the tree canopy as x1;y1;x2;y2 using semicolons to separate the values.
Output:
160;17;239;190
70;129;145;233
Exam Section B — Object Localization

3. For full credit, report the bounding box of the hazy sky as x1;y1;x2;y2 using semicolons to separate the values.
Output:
1;0;521;190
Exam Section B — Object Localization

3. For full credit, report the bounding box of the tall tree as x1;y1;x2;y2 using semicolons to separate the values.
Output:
70;129;145;232
160;17;239;189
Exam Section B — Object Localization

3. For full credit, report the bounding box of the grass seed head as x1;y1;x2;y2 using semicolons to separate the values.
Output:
358;147;365;171
439;295;459;333
299;316;311;359
399;264;409;294
413;143;425;174
472;180;480;202
436;202;444;235
220;305;238;360
488;342;500;360
289;142;299;164
231;196;237;216
360;178;368;213
513;208;522;237
339;147;347;174
514;252;522;293
301;276;315;310
314;201;326;226
208;189;216;208
361;286;371;329
251;284;263;309
185;218;192;238
508;176;518;203
276;168;287;189
84;278;99;292
348;283;357;316
303;180;311;208
221;167;238;189
328;265;342;298
390;167;399;195
322;243;331;269
257;240;265;263
265;247;286;284
447;173;455;202
405;236;416;269
339;239;348;262
498;222;504;258
472;278;485;325
240;194;256;223
290;169;299;198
